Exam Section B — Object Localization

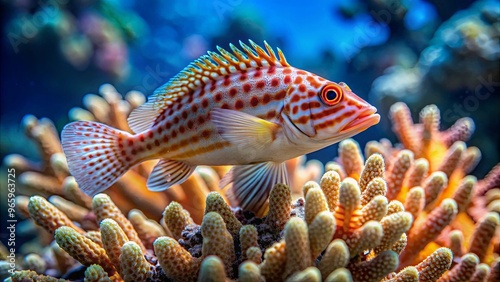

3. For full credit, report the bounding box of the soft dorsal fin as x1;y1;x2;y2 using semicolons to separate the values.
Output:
127;40;290;133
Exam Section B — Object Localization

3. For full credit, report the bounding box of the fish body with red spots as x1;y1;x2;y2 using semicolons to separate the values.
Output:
62;40;380;215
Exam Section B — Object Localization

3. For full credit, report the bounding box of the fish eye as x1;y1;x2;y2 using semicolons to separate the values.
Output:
320;84;343;106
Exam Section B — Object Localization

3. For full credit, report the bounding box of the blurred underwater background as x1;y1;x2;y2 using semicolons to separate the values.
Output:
1;1;500;281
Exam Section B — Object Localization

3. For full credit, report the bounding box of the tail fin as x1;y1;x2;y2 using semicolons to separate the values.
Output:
61;121;134;196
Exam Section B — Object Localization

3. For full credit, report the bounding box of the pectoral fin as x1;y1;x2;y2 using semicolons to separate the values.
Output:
210;108;280;149
147;159;196;191
221;161;289;216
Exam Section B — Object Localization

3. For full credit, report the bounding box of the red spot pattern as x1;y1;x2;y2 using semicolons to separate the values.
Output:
235;100;244;109
229;88;237;97
191;105;198;113
182;111;188;119
283;68;292;74
267;66;276;74
201;130;211;139
284;76;291;84
294;76;303;84
256;81;265;89
201;99;209;108
263;94;271;104
310;101;322;108
214;93;222;102
298;84;307;92
271;78;280;87
292;106;299;115
199;88;207;98
275;90;286;100
250;97;259;107
243;84;252;93
306;76;322;88
253;70;262;78
297;116;309;124
267;110;277;119
223;75;231;86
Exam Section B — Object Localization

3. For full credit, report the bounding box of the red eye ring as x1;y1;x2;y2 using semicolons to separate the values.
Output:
320;84;343;105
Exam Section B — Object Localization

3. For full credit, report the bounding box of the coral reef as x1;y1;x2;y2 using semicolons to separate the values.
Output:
2;85;499;282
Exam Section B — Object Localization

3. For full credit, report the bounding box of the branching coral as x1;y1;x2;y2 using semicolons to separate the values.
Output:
3;97;499;282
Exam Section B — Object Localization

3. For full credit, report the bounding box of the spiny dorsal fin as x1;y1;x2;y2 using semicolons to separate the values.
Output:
127;40;289;133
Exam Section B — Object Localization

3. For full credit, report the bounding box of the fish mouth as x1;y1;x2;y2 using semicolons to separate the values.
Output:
340;106;380;134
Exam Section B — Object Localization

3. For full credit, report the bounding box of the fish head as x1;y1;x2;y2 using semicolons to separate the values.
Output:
283;74;380;143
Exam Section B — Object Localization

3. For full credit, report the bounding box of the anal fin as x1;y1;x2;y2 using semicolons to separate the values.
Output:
147;159;196;191
221;162;289;216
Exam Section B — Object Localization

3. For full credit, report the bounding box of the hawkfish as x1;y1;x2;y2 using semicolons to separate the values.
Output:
61;40;380;215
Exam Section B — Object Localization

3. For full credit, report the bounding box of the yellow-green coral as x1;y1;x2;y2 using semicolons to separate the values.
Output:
319;170;341;212
238;261;261;282
54;226;115;275
265;183;292;232
240;225;259;261
198;256;227;282
415;247;453;282
308;211;335;260
153;236;200;282
92;194;146;252
28;195;84;235
339;139;364;180
201;212;236;277
204;192;242;237
260;241;286;281
304;187;329;225
119;242;153;282
318;239;349;279
163;201;194;240
100;218;128;274
283;217;311;279
359;153;385;193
